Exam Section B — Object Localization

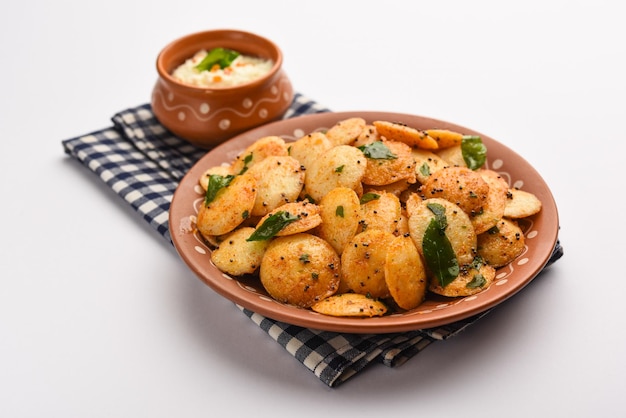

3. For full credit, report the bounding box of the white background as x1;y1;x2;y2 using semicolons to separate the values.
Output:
2;1;625;416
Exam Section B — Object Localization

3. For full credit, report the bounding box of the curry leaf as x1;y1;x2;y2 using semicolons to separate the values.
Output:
246;211;299;241
195;47;240;71
422;202;459;287
204;174;235;205
461;135;487;170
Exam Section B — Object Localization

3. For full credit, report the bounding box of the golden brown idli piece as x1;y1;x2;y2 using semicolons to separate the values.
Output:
358;190;403;235
365;178;413;198
211;227;269;276
231;135;288;174
504;188;542;218
395;211;410;236
360;140;417;186
353;124;382;147
304;145;367;202
384;235;427;310
471;169;509;234
325;117;366;146
477;218;526;268
373;120;438;150
407;197;477;266
411;148;449;184
198;164;234;191
424;129;464;149
196;173;257;237
404;192;423;219
259;233;340;308
340;229;395;299
420;166;489;217
435;144;466;167
246;155;305;216
255;201;322;237
316;187;361;255
311;293;387;317
429;263;495;297
287;132;333;172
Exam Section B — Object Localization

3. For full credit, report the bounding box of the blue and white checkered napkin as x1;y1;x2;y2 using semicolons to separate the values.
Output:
62;93;563;387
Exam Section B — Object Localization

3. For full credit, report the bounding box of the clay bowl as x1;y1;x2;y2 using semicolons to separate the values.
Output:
151;29;294;148
169;111;560;334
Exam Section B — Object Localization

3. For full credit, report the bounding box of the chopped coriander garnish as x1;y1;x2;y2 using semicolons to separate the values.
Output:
360;192;380;204
238;153;253;174
466;274;487;289
358;141;397;160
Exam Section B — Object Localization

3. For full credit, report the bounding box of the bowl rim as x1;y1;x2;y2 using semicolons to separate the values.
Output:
156;28;284;93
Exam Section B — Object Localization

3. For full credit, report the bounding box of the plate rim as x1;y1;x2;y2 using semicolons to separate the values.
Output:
169;110;559;333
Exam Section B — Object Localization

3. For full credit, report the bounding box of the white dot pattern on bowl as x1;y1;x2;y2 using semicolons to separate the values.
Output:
219;119;231;130
154;76;291;124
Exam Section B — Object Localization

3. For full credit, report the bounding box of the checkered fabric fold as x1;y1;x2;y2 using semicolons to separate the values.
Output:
62;93;563;387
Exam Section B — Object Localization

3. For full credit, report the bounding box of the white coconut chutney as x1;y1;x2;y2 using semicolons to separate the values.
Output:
172;49;273;88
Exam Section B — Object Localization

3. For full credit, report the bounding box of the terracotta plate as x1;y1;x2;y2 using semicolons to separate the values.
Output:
169;111;559;333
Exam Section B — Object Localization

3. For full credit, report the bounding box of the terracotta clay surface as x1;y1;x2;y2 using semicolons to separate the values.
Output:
152;29;293;148
169;111;559;333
